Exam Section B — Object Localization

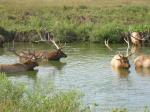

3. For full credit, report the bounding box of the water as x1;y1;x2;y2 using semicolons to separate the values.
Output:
0;42;150;111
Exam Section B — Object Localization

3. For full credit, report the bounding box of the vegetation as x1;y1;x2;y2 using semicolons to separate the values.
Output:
0;0;150;42
0;71;149;111
0;72;85;112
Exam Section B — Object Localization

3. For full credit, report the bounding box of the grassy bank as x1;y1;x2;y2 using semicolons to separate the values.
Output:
0;72;149;112
0;0;150;42
0;72;85;112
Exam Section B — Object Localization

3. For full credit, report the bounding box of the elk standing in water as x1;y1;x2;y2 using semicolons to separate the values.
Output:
130;32;145;46
105;38;133;69
21;32;67;62
0;49;39;73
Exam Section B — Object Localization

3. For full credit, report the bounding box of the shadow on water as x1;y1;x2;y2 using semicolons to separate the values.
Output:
5;70;38;79
39;61;67;70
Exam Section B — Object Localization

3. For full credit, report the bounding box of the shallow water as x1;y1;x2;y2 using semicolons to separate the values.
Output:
0;42;150;112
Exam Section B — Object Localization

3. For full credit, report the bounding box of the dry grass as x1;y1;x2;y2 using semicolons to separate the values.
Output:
1;0;150;8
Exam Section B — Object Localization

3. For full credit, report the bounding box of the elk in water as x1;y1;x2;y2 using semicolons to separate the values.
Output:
134;55;150;68
0;49;39;73
130;32;145;46
21;32;67;62
105;38;134;69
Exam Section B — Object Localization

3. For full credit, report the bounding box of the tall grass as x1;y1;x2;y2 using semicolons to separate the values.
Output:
0;72;84;112
0;0;150;42
0;73;149;112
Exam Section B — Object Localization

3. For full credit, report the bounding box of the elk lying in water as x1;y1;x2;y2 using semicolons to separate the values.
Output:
105;38;133;69
21;33;67;62
0;49;39;73
134;55;150;68
130;32;145;46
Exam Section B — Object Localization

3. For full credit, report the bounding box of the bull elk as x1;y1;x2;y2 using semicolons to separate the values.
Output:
130;32;145;46
105;38;133;69
0;49;39;73
22;32;67;62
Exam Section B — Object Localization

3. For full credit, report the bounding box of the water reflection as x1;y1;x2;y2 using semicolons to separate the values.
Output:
0;48;4;55
39;61;66;70
111;67;129;78
135;67;150;76
6;70;38;79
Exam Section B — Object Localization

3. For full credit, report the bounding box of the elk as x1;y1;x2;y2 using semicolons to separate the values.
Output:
130;32;145;46
22;32;67;62
105;38;133;69
0;49;39;73
135;66;150;76
134;55;150;68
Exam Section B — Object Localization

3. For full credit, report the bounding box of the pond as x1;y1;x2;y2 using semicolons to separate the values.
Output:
0;42;150;112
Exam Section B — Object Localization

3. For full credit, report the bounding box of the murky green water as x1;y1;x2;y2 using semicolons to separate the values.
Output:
0;42;150;111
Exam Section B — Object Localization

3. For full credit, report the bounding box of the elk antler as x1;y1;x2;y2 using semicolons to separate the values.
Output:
48;33;60;50
9;48;38;61
104;39;113;51
33;31;47;43
124;37;130;57
59;42;66;49
124;37;135;57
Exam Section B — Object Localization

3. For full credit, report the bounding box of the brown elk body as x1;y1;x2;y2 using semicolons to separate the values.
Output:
0;60;38;73
19;49;67;63
1;48;39;73
111;54;130;68
20;33;67;62
34;49;67;61
131;32;144;46
134;55;150;68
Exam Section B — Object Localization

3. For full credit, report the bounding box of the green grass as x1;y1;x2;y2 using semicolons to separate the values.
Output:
0;0;150;42
0;73;149;112
0;72;84;112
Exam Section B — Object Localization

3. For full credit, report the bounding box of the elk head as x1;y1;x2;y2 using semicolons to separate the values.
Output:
105;38;134;69
130;32;145;46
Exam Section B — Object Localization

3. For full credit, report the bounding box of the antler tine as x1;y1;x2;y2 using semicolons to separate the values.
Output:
104;39;113;51
33;31;46;43
48;33;60;50
124;37;130;57
60;42;66;49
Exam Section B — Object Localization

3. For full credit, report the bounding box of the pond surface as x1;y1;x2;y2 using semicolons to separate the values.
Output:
0;42;150;112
